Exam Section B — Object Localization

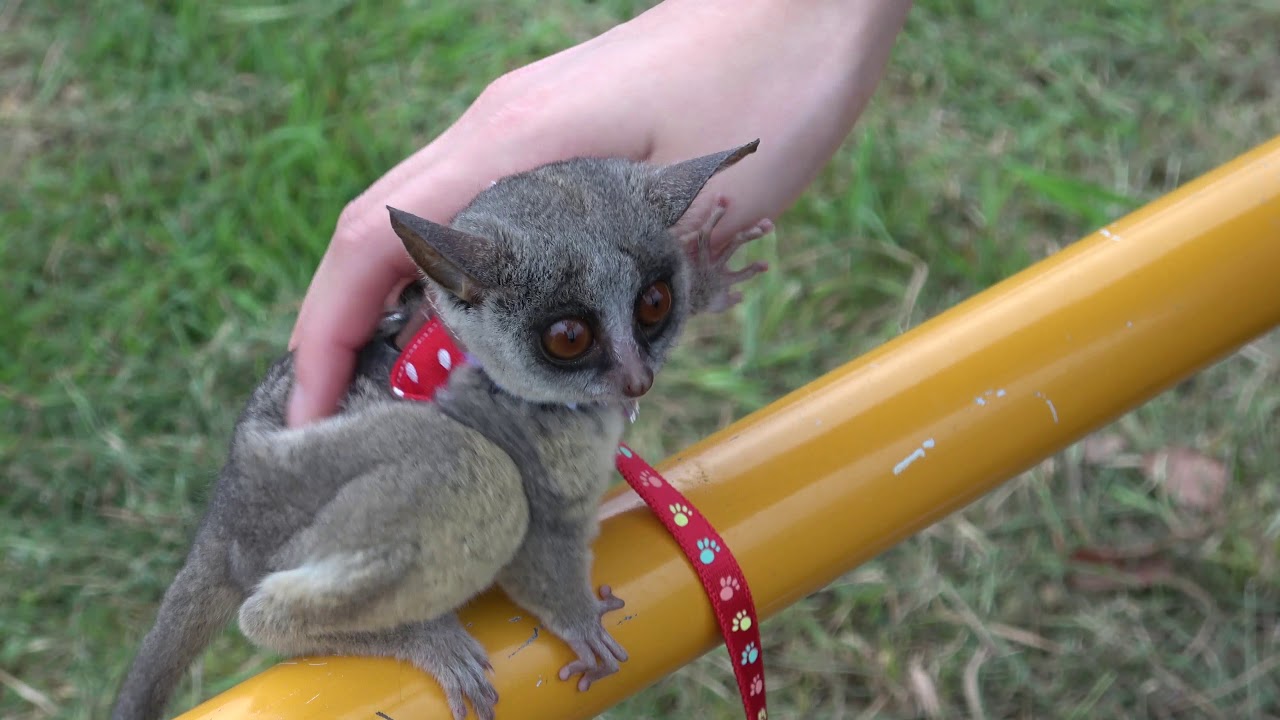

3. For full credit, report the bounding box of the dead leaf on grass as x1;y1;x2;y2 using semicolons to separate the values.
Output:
1143;446;1228;513
1067;545;1175;592
1082;432;1129;465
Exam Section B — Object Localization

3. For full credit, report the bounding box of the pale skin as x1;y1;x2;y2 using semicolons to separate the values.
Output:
287;0;914;427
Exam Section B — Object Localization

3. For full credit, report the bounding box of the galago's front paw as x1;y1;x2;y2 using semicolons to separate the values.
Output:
556;585;629;692
679;196;772;313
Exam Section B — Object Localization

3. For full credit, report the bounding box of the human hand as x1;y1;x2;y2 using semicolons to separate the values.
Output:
286;0;911;426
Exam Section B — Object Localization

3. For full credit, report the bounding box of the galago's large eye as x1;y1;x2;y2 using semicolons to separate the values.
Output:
542;318;594;360
636;281;672;327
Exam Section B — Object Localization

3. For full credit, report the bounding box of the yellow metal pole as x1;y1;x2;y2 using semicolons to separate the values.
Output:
174;135;1280;720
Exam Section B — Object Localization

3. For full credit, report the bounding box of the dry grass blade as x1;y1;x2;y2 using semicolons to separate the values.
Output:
874;241;930;333
1192;654;1280;708
963;645;992;720
986;623;1062;654
0;668;58;716
907;655;943;720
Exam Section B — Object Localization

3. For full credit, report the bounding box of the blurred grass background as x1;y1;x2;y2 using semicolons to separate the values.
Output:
3;1;1279;718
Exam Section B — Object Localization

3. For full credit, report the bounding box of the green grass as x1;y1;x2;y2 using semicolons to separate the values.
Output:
4;0;1279;718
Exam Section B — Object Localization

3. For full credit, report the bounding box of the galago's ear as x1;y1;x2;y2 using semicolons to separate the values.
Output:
387;206;499;304
645;139;759;227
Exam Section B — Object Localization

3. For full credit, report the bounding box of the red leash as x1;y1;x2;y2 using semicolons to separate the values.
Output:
612;444;769;720
389;316;768;720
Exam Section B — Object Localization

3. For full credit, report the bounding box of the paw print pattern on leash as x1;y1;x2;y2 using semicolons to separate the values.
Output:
719;576;740;601
696;538;721;565
669;504;692;527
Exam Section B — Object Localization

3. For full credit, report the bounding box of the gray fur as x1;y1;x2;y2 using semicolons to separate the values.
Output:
111;140;770;720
